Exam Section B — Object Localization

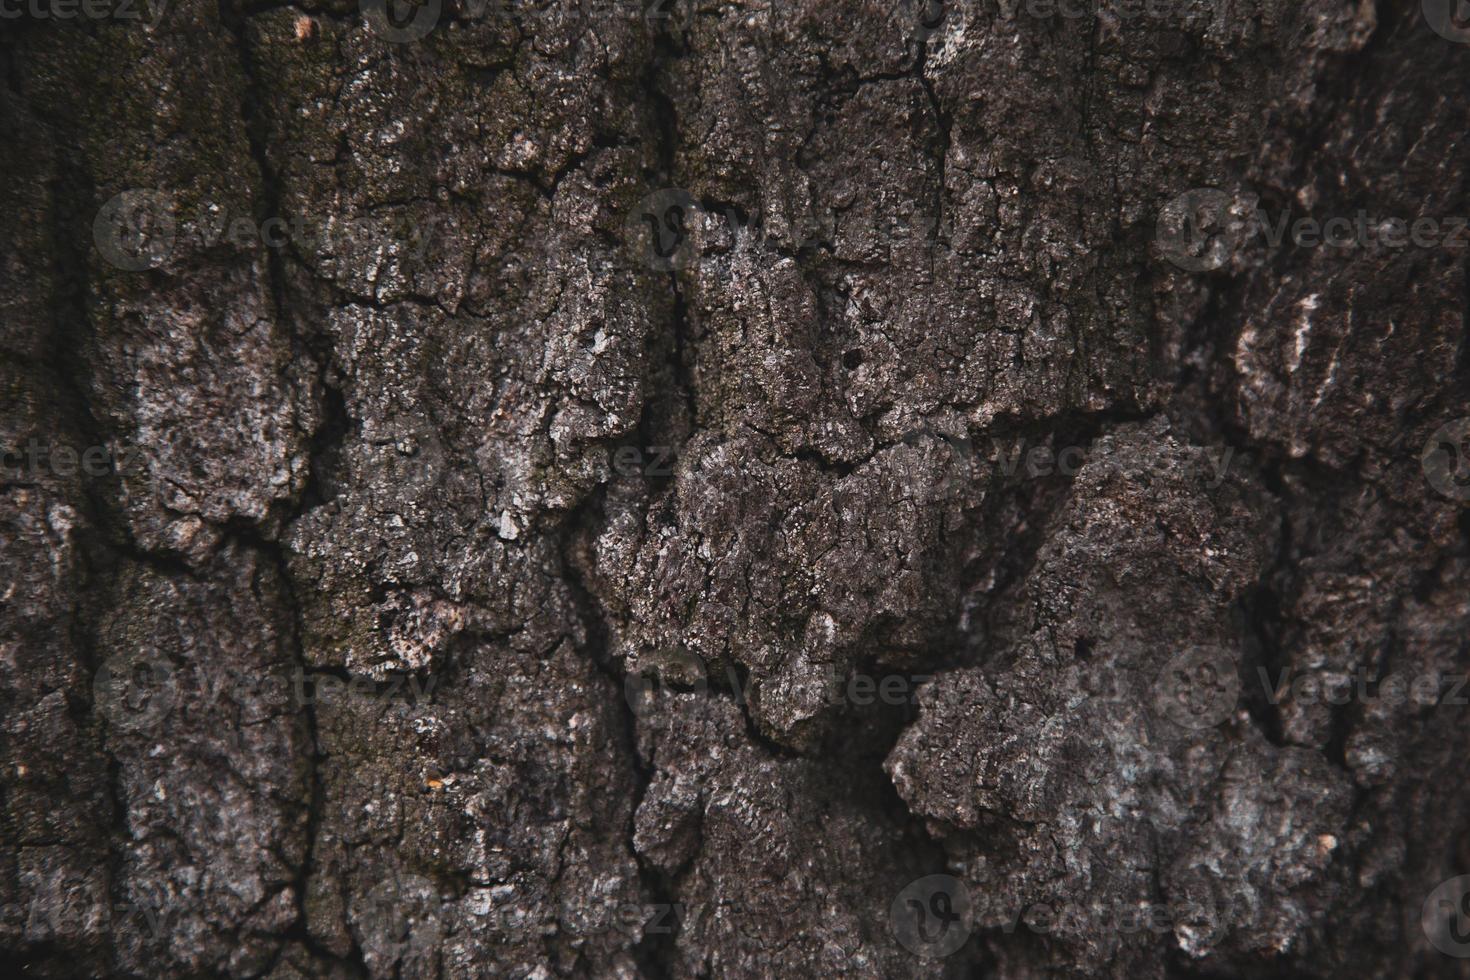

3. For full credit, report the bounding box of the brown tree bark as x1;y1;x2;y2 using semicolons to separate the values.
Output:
3;1;1469;977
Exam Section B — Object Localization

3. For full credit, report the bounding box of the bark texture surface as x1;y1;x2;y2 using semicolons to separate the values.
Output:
3;0;1470;977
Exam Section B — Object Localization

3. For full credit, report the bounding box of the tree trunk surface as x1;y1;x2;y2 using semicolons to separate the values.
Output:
3;1;1469;977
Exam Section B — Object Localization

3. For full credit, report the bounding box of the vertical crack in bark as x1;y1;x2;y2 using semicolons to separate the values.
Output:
35;94;136;980
557;489;677;980
219;4;333;966
915;24;949;264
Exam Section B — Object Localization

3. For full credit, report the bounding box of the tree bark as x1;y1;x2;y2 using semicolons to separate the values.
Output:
2;1;1469;977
